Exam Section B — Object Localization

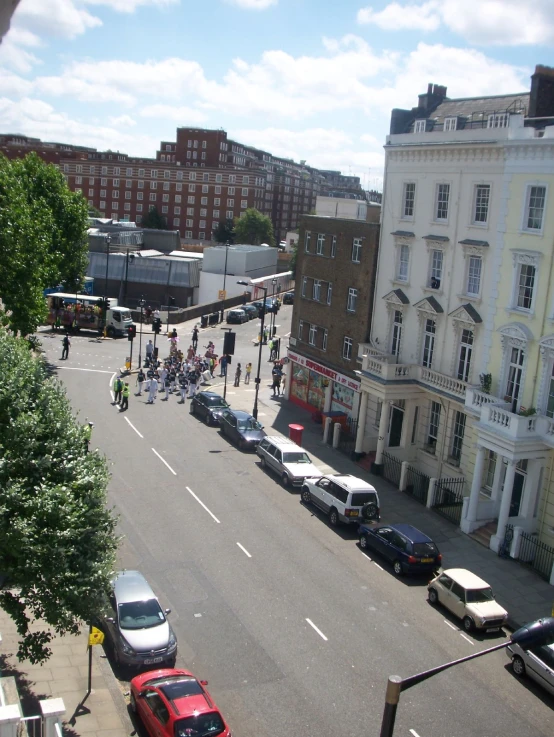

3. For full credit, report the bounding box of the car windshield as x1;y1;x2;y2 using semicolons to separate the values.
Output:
174;712;225;737
413;542;439;556
465;587;495;603
118;599;165;629
205;396;228;407
283;452;311;463
238;419;262;430
350;492;377;507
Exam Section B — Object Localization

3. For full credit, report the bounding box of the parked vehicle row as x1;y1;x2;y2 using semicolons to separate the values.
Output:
226;296;285;325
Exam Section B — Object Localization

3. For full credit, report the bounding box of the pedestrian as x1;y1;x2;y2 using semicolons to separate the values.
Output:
188;370;197;398
162;374;171;401
119;382;130;411
147;376;159;404
270;340;278;361
192;326;199;351
209;356;216;379
178;371;188;403
245;362;252;384
271;363;282;396
268;339;274;361
219;354;227;377
136;368;146;396
61;332;71;360
146;339;154;363
83;420;93;454
234;362;242;387
263;328;268;344
113;376;123;405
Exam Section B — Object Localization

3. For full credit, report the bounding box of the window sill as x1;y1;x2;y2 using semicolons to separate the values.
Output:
519;229;544;237
421;445;437;457
505;307;534;318
422;286;443;296
445;457;461;470
469;222;489;229
457;293;481;304
391;279;410;287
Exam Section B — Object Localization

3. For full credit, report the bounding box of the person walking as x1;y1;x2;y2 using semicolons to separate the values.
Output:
219;354;227;377
271;363;282;396
146;339;154;363
267;339;274;361
188;370;198;398
113;376;123;405
147;376;159;404
162;374;171;401
234;362;242;387
178;371;188;403
61;332;71;360
192;326;199;352
245;362;252;384
136;368;146;396
209;356;216;379
270;339;278;361
119;382;130;412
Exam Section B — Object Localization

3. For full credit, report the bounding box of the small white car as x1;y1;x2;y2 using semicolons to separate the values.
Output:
427;568;508;633
507;641;554;695
301;474;380;527
256;436;322;487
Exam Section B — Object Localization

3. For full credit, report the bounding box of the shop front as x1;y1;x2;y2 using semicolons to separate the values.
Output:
287;349;361;419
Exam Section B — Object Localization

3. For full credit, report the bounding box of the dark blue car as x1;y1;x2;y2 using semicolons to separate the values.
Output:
358;523;442;576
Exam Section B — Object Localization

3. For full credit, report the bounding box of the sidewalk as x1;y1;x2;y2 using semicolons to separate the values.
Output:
0;610;131;737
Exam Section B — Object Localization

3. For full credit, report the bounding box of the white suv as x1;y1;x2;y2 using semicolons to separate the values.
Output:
256;436;322;487
301;474;380;527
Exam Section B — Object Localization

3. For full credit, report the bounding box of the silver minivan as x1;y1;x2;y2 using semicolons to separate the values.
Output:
257;436;321;487
104;570;177;669
507;641;554;695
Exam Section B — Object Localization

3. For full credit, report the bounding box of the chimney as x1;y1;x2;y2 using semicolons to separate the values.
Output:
529;64;554;118
418;83;448;115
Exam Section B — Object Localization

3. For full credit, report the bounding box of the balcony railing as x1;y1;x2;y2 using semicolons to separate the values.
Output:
361;356;467;399
469;393;554;446
464;387;507;413
419;367;467;399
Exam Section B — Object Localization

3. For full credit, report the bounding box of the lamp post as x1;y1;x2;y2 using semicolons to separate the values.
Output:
221;241;230;322
138;296;145;368
103;234;111;330
238;280;267;420
379;616;554;737
270;276;277;337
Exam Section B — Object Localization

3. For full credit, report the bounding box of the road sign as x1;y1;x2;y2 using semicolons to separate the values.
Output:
218;290;226;300
88;626;105;646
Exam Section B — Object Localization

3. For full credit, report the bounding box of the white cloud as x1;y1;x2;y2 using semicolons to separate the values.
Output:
109;114;137;126
357;0;554;45
13;0;102;40
140;104;208;123
83;0;179;12
0;70;34;97
225;0;278;9
0;36;41;74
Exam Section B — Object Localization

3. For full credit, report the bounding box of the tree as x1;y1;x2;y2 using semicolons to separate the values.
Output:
234;208;275;247
88;204;102;217
0;153;89;335
0;328;119;664
289;242;298;278
212;219;235;244
141;206;168;230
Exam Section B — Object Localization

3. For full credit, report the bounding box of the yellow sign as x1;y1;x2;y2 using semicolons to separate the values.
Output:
88;626;105;646
218;290;226;300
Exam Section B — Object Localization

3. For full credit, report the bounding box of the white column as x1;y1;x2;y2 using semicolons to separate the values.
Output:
40;699;65;737
354;391;369;455
490;453;504;503
374;401;392;469
332;422;341;449
461;445;486;533
490;460;517;553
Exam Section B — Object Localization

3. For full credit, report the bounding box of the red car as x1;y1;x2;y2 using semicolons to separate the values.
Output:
130;668;231;737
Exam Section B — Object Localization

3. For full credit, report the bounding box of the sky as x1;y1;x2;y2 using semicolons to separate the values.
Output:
1;0;552;190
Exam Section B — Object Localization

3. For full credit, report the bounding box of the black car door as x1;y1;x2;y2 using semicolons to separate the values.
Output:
371;527;394;558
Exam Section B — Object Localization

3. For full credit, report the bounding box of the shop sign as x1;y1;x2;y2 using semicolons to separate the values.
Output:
287;350;360;392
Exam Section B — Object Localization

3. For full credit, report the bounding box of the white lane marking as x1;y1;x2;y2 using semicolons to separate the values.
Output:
306;618;328;641
125;417;144;438
444;620;458;631
56;367;115;374
152;448;177;475
460;633;475;645
284;331;291;337
110;371;116;402
236;542;252;558
186;486;221;524
373;562;384;571
409;730;421;737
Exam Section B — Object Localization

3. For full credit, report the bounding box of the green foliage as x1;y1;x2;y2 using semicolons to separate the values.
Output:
212;219;235;244
479;373;492;394
141;205;168;230
289;242;298;278
0;153;89;336
0;329;119;663
234;208;275;247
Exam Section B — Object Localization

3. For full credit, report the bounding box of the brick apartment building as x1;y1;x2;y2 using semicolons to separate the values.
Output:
0;128;365;242
287;212;380;427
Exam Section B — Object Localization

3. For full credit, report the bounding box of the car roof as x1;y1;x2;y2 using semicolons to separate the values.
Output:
387;523;434;542
327;474;377;492
226;409;252;419
263;436;307;450
443;568;491;589
198;391;223;398
112;570;155;603
229;308;245;313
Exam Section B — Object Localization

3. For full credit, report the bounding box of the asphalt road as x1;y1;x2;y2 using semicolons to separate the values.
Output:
39;312;554;737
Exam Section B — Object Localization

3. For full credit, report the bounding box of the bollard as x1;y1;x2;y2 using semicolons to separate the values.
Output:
426;478;436;509
399;461;408;492
323;416;332;444
332;422;341;449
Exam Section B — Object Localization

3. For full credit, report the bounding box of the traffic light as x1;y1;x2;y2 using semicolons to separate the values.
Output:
223;331;236;356
152;317;162;334
128;325;136;341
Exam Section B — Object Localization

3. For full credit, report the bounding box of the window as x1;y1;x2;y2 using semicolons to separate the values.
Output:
402;183;415;218
175;195;181;203
125;191;131;199
298;320;304;340
187;140;192;148
352;238;362;262
88;189;94;197
100;189;106;198
444;117;457;131
176;183;182;192
162;194;169;202
227;199;234;207
327;283;332;305
242;176;249;184
164;170;170;178
427;401;441;451
457;329;473;382
213;210;220;218
429;249;443;289
113;178;119;187
174;207;181;215
414;119;426;133
216;174;222;183
125;180;132;188
163;182;170;191
176;172;183;181
101;178;107;186
435;183;450;221
111;202;118;210
89;166;96;174
487;113;509;128
186;219;193;227
505;346;524;405
226;210;233;219
126;168;132;176
450;411;466;464
309;324;317;346
397;244;410;282
241;200;247;208
199;197;207;206
313;280;321;301
331;235;337;258
229;175;236;184
150;181;157;190
137;192;143;200
347;288;357;313
138;168;144;176
89;177;95;185
483;450;497;493
187;208;194;216
343;336;353;360
189;172;196;181
391;310;403;358
112;190;119;199
473;184;490;224
215;186;221;194
213;198;220;207
75;176;82;185
305;232;311;252
101;166;107;175
99;201;105;210
466;255;482;296
524;185;546;231
151;170;158;178
138;180;144;188
188;196;195;204
316;234;325;255
301;277;307;297
189;184;196;192
422;319;436;368
149;193;156;201
199;220;206;228
136;204;142;212
322;329;328;351
162;206;168;214
200;208;207;217
516;262;536;310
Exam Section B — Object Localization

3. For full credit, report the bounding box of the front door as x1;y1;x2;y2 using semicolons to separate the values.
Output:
389;407;403;447
510;470;525;517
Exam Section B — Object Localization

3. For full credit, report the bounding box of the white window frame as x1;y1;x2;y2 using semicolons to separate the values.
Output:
322;329;328;352
414;119;426;133
391;310;403;358
466;255;482;297
401;182;416;219
298;320;304;340
522;184;547;233
327;283;332;306
428;249;443;289
352;238;362;263
316;233;325;255
450;411;466;465
505;344;525;408
396;244;410;283
444;117;457;131
457;328;473;382
347;288;357;313
472;184;490;225
302;277;307;297
427;400;441;452
313;280;321;301
511;253;539;313
421;318;436;368
435;183;450;222
487;113;509;129
342;336;353;360
331;235;337;258
308;324;317;346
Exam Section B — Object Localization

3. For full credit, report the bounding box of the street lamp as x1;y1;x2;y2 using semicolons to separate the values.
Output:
238;279;267;420
221;241;230;322
270;276;277;337
103;234;111;330
138;296;146;368
379;616;554;737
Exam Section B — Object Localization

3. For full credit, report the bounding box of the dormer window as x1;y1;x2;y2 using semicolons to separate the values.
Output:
414;120;426;133
444;117;457;131
487;113;509;129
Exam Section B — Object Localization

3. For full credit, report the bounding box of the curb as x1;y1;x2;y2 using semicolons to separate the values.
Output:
94;646;134;733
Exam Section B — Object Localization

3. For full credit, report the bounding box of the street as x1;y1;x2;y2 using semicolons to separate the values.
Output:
39;308;554;737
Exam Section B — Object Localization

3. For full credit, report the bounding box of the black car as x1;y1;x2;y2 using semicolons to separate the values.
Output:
226;309;248;324
357;523;442;576
283;291;295;305
242;304;259;320
190;391;229;425
219;409;266;450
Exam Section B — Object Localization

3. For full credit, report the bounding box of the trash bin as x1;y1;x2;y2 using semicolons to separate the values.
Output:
200;315;208;328
289;423;304;445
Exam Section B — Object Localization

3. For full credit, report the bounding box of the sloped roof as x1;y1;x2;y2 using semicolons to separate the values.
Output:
429;93;529;126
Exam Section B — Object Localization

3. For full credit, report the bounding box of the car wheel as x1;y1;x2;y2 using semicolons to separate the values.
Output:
329;507;339;527
428;588;439;605
393;560;404;577
204;413;212;426
129;691;137;713
463;615;475;633
512;655;526;677
107;326;116;338
281;472;290;487
260;456;266;469
360;534;368;550
301;487;311;505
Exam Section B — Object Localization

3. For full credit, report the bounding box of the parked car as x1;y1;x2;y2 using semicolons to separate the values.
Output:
507;640;554;695
226;309;248;324
283;291;295;305
190;391;229;425
251;300;265;316
264;298;279;313
219;409;266;449
301;474;380;527
358;523;442;576
242;304;259;320
427;568;508;632
104;570;177;669
130;668;231;737
256;436;321;487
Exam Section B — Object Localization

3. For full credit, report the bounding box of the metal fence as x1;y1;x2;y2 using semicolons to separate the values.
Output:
337;418;358;457
432;476;465;525
515;529;554;581
404;466;430;505
382;451;402;487
21;715;42;737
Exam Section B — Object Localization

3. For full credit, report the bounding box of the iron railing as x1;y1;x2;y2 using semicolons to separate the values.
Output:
337;418;358;456
404;466;430;505
432;476;465;525
515;529;554;581
382;451;402;487
21;715;42;737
